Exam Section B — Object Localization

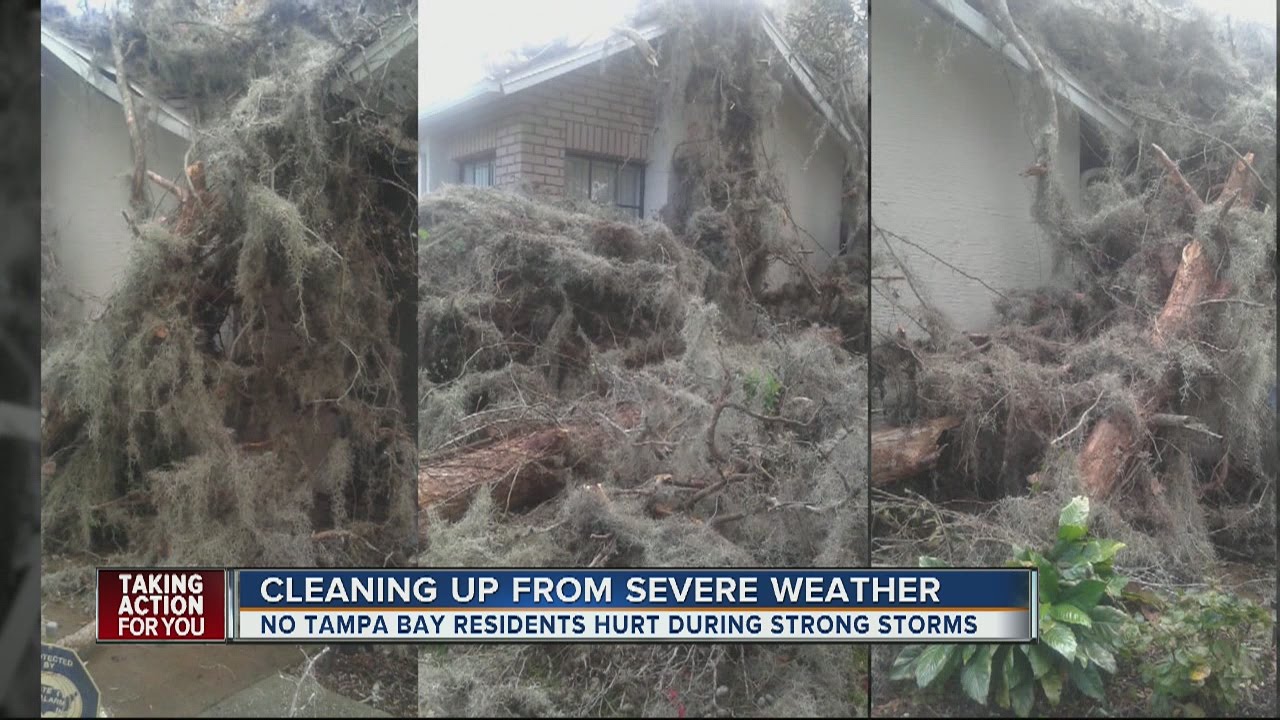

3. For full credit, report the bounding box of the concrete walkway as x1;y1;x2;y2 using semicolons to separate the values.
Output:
198;674;390;718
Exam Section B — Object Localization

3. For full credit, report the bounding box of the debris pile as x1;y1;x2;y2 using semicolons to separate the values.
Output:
40;0;418;568
870;0;1275;711
417;0;868;715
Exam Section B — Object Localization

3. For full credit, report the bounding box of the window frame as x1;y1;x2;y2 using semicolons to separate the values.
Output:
565;153;645;218
457;153;497;188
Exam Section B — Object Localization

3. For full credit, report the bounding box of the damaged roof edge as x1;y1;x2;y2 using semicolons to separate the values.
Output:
420;15;857;148
331;8;418;109
41;26;193;141
923;0;1134;138
43;14;418;142
419;21;668;130
758;11;855;148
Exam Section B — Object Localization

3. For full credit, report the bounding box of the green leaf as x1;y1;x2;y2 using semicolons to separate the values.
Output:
1031;552;1060;603
1041;669;1064;705
1058;496;1090;541
1050;603;1093;627
1042;621;1078;663
994;650;1011;709
962;644;977;663
1094;539;1125;563
1105;574;1128;599
1088;605;1130;625
1079;636;1117;674
914;645;955;688
1010;678;1036;718
1062;579;1107;610
1020;644;1053;679
961;645;995;705
1003;646;1031;692
918;555;950;568
1069;662;1106;701
889;645;923;682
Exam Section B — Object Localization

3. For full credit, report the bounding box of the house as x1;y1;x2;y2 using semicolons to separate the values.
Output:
419;9;855;274
41;26;193;320
40;16;416;321
870;0;1132;335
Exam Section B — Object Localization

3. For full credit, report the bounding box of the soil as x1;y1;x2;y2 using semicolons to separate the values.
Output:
309;645;416;718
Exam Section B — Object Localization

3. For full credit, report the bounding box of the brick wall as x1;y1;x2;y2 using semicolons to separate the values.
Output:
436;53;658;198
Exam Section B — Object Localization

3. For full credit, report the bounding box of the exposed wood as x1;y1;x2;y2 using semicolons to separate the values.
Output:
1150;143;1205;211
1078;149;1253;499
1220;151;1257;208
54;621;98;657
110;11;147;212
419;427;570;536
871;416;961;487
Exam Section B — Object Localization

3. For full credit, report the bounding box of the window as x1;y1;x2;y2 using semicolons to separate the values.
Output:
459;155;495;187
566;154;644;217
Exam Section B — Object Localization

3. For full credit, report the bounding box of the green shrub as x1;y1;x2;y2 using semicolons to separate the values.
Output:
1125;586;1273;717
741;368;783;414
890;496;1133;717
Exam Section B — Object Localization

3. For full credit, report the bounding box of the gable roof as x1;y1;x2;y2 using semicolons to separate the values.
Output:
921;0;1133;137
42;12;417;141
419;20;667;126
41;26;193;140
419;11;856;148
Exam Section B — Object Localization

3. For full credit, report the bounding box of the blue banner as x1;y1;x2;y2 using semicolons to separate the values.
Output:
234;568;1032;611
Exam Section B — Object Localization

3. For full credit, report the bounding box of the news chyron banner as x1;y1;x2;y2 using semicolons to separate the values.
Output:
97;568;1037;643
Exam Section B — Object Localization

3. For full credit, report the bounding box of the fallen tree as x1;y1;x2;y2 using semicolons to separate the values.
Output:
41;1;418;568
870;0;1275;591
417;1;869;715
1080;149;1257;499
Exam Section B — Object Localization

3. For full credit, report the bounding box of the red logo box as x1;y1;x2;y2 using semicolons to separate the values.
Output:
97;569;228;642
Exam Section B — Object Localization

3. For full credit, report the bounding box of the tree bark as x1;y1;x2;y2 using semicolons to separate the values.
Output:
110;11;148;212
1078;148;1255;499
871;416;961;487
419;427;571;538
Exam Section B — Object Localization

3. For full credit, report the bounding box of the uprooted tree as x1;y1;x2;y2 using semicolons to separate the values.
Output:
417;0;869;716
871;0;1275;585
40;0;418;569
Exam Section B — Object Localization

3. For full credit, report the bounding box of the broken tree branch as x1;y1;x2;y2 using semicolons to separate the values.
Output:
871;416;961;487
982;0;1059;170
1150;143;1205;212
1078;149;1252;498
110;10;148;212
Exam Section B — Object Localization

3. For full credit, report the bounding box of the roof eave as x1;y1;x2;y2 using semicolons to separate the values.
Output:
41;26;193;141
758;11;856;149
922;0;1134;138
419;21;668;131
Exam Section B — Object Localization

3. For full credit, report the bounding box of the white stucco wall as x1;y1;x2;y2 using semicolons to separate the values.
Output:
762;85;846;272
41;49;188;319
871;0;1080;337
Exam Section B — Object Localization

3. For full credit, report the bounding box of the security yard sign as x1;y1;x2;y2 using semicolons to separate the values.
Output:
40;644;99;718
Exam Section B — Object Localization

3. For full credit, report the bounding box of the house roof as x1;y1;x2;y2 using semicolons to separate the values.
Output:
922;0;1133;138
41;11;418;140
419;11;857;148
418;20;667;126
41;26;194;140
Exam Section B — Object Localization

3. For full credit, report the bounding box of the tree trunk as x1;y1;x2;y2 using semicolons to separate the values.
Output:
419;427;571;539
110;11;147;212
1078;148;1254;499
418;406;641;543
871;416;961;487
